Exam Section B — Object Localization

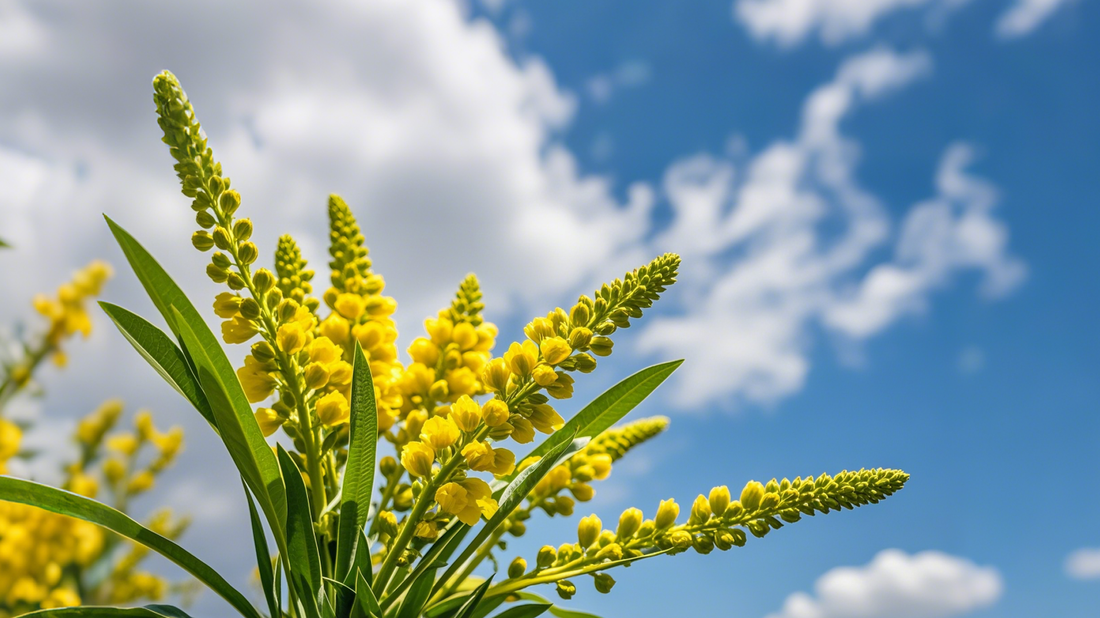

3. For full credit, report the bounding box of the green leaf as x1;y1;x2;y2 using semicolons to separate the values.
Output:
16;607;194;618
0;238;10;248
105;217;286;540
453;577;494;618
171;306;287;541
244;483;279;618
0;477;259;618
396;564;440;618
335;343;378;583
99;302;215;432
143;607;197;618
547;608;602;618
345;528;373;589
435;435;588;597
494;605;552;618
385;522;464;606
520;360;682;468
322;577;356;618
277;445;323;617
354;570;381;618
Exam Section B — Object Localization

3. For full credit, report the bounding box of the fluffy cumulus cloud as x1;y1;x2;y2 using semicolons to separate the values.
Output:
995;0;1075;38
636;47;1023;407
766;550;1003;618
1065;548;1100;580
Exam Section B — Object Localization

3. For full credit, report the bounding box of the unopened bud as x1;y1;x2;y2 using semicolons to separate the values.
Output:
191;230;214;251
536;545;557;568
573;353;597;373
379;456;397;476
692;534;714;555
253;268;275;293
219;189;241;216
195;210;216;229
232;218;253;241
238;241;258;265
569;303;590;327
239;297;261;320
709;485;731;516
589;336;613;357
689;494;712;525
251;341;276;363
616;507;643;540
226;272;246;290
740;481;765;511
577;514;601;549
555;580;576;600
655;499;679;529
593;572;615;594
568;327;593;350
211;251;231;269
206;263;228;283
507;557;526;579
212;227;232;251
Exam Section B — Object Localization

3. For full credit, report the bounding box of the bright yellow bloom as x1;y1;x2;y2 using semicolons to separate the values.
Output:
328;360;353;386
334;293;366;320
461;441;515;475
237;355;277;403
482;399;510;427
316;391;350;427
221;316;257;344
276;322;309;354
254;408;284;437
319;314;350;345
425;317;453;346
401;441;435;478
481;358;511;393
420;416;460;451
436;478;497;526
212;292;242;318
308;337;342;366
449;395;482;432
510;416;535;444
474;323;497;351
445;367;478;399
532;364;558;387
452;322;478;351
528;404;564;434
539;337;572;365
504;341;539;377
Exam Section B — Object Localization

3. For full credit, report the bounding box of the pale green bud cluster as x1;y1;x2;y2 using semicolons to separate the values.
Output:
446;274;485;327
327;195;371;292
275;235;318;312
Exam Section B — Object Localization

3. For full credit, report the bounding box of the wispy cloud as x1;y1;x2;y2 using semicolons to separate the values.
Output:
733;0;963;48
766;549;1003;618
1065;547;1100;580
995;0;1075;39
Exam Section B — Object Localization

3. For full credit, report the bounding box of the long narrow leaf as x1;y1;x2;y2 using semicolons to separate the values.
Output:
435;435;588;597
519;360;682;468
354;570;381;618
105;218;286;539
99;302;216;432
17;607;194;618
244;484;279;618
335;343;378;583
494;605;552;618
278;445;323;617
396;565;440;618
171;306;287;540
453;577;494;618
0;477;259;618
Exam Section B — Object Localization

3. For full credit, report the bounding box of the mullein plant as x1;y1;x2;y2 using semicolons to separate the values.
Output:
0;258;191;614
0;71;909;618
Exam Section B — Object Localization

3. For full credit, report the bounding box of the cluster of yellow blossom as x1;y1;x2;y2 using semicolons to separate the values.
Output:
0;400;187;616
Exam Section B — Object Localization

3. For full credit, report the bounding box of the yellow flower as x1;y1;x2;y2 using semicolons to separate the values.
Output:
539;336;572;365
461;442;515;475
319;314;350;345
237;355;278;403
577;514;602;548
401;441;435;478
425;317;453;346
334;293;366;320
221;316;257;344
316;391;350;427
524;317;555;343
308;336;342;366
532;364;557;387
213;292;242;318
127;471;155;494
107;434;140;456
510;416;535;444
449;395;482;432
528;404;564;434
408;337;440;366
304;363;330;389
474;323;497;351
277;322;309;354
254;408;284;437
482;399;510;427
504;341;539;377
452;322;478;351
0;419;22;461
445;367;478;399
490;447;516;476
328;360;353;386
435;482;468;514
437;478;497;526
420;416;460;451
589;453;612;480
481;358;511;393
41;587;81;609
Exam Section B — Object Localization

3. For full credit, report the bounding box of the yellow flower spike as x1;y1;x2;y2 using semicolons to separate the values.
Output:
212;292;242;318
709;485;731;516
510;416;535;444
655;498;679;529
276;322;309;354
482;399;510;427
237;356;278;403
528;404;564;434
481;358;511;393
400;441;435;478
319;314;350;345
407;337;440;366
334;293;366;320
532;364;558;387
577;514;602;549
221;316;257;344
425;317;454;346
254;408;284;437
740;480;765;512
539;337;572;365
316;391;351;427
420;416;460;451
504;341;539;377
449;395;482;433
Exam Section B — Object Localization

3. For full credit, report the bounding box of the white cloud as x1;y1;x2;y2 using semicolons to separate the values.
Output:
995;0;1074;39
733;0;960;47
638;47;1021;407
585;60;652;104
766;550;1003;618
1065;548;1100;580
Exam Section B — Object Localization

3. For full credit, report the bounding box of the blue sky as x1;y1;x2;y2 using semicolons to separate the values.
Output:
0;1;1097;617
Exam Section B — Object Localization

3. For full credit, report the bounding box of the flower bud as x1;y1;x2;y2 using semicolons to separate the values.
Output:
226;272;246;290
740;481;765;511
253;268;275;293
239;297;261;320
232;218;253;241
616;507;643;540
251;340;276;363
595;542;622;561
377;510;398;537
508;557;526;579
554;496;575;516
692;534;714;555
689;494;712;525
669;530;693;551
219;189;241;216
379;456;397;476
238;241;258;265
589;336;613;357
572;353;597;373
637;520;656;538
761;493;780;510
211;251;232;269
570;483;594;502
655;498;679;529
212;227;232;251
593;573;615;594
569;302;590;327
536;545;557;568
304;363;330;389
196;210;216;229
509;520;526;537
191;230;214;251
555;580;576;600
709;485;731;516
568;327;593;350
714;530;735;551
482;399;510;427
577;514;601;549
206;263;228;283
